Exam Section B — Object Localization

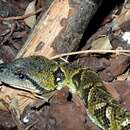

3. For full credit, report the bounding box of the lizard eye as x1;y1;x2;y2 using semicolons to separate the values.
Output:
54;67;65;84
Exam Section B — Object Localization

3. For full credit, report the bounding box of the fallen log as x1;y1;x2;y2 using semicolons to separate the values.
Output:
16;0;103;59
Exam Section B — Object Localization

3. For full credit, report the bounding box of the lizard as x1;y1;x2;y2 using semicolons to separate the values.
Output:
0;56;130;130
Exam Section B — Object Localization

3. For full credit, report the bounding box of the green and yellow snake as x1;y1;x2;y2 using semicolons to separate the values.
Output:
0;56;130;130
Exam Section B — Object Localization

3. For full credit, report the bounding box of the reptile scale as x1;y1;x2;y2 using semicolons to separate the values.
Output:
0;56;130;130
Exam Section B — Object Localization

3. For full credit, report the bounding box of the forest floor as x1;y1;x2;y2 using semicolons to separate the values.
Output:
0;0;130;130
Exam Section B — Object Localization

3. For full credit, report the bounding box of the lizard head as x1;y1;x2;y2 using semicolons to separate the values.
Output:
0;56;59;95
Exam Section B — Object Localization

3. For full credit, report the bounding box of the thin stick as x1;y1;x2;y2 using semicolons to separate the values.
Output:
0;8;42;21
50;50;130;59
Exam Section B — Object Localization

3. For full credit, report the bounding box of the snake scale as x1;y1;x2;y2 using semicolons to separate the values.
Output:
0;56;130;130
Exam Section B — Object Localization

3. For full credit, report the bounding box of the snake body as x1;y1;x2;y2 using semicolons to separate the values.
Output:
0;56;130;130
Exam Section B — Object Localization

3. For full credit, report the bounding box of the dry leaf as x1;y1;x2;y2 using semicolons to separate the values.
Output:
91;36;112;53
24;0;36;28
0;85;35;113
117;2;130;25
117;70;130;81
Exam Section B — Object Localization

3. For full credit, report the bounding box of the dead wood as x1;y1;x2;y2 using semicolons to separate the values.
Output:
16;0;103;59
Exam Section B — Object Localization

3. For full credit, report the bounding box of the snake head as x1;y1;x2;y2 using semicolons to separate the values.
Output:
0;56;58;95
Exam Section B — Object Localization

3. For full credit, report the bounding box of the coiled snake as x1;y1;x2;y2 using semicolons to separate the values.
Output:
0;56;130;130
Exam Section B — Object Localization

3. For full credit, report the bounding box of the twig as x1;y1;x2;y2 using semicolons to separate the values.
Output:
0;8;42;21
50;50;130;59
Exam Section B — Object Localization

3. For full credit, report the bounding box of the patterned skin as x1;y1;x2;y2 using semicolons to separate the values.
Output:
0;56;130;130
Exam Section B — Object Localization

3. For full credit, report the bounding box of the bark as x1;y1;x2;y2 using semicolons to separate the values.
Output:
16;0;103;59
53;0;104;54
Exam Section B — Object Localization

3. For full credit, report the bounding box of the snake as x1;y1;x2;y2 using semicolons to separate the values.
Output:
0;56;130;130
